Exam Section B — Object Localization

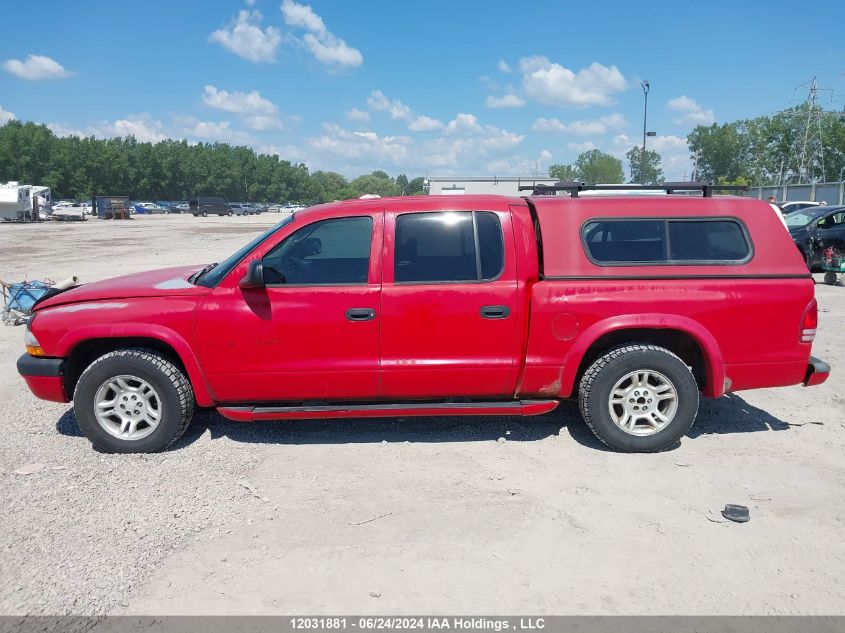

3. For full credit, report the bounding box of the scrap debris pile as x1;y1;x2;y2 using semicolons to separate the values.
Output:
1;276;77;325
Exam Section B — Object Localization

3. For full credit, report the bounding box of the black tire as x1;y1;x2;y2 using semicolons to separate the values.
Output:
578;344;699;452
227;210;233;217
201;211;208;217
824;270;838;285
73;349;195;453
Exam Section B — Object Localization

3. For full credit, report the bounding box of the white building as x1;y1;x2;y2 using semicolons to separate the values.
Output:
425;176;558;196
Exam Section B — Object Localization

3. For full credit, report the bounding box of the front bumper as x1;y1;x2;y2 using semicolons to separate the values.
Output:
803;356;831;387
17;354;69;402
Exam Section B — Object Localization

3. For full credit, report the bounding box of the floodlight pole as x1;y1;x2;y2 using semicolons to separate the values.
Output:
641;80;650;183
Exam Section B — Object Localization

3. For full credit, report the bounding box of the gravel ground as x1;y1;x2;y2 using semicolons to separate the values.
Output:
0;214;843;616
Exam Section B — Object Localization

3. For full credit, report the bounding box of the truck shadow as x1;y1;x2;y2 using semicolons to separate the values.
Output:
55;393;793;451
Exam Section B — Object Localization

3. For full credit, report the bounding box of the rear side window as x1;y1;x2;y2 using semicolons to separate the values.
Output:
395;211;504;283
668;220;750;261
582;218;750;265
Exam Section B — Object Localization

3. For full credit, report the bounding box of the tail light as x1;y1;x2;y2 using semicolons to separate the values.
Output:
800;299;818;343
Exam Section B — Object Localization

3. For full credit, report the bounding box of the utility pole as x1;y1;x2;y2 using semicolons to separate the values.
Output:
641;80;650;183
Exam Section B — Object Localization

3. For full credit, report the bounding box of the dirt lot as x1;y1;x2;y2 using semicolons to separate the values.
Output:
0;214;843;616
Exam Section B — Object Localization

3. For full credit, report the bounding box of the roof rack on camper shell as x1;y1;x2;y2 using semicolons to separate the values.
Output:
518;181;750;198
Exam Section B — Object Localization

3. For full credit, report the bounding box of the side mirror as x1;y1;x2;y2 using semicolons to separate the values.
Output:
239;259;265;289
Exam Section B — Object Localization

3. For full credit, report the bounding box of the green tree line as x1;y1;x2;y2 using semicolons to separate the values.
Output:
0;120;426;202
688;103;845;185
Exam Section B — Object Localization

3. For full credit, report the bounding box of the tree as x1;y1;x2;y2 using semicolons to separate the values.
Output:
548;163;578;181
574;149;624;185
406;176;426;195
0;119;428;202
687;123;750;183
625;146;664;184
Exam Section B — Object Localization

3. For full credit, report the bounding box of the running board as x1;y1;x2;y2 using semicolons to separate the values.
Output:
217;399;559;422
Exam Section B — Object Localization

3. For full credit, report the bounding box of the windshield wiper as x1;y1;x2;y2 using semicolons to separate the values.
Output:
191;262;218;284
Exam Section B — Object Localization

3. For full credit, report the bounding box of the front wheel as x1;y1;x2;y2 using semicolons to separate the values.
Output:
73;349;195;453
578;344;699;452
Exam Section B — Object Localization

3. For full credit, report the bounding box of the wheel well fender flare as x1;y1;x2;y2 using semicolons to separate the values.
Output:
560;314;725;398
57;324;215;406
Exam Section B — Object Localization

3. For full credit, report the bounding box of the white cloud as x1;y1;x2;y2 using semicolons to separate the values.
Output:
365;90;444;133
497;59;512;73
282;0;363;68
531;113;627;136
446;113;484;134
345;107;371;123
366;90;411;120
180;118;254;144
48;115;167;143
3;54;73;81
244;115;283;131
257;143;308;163
485;94;526;109
486;149;554;175
667;95;716;126
202;85;276;115
47;122;87;137
209;10;281;62
613;133;687;153
408;115;443;132
202;85;282;130
280;0;326;33
309;122;412;164
1;105;16;124
302;32;363;67
106;118;168;143
519;56;627;107
649;135;687;152
567;141;597;152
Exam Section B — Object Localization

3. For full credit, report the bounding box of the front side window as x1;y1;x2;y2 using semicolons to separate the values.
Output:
395;211;504;283
262;216;373;285
818;212;845;230
582;218;750;265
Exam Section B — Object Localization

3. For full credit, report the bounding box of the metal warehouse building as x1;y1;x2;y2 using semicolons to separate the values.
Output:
425;176;557;196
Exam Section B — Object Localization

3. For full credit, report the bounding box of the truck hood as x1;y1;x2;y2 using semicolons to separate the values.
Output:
35;265;210;310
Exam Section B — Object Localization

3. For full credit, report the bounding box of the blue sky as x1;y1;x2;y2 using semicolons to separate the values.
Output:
2;0;844;179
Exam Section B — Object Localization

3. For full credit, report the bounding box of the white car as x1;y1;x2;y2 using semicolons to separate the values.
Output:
781;200;825;214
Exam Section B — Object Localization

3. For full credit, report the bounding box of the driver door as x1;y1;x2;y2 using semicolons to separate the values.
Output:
194;212;383;403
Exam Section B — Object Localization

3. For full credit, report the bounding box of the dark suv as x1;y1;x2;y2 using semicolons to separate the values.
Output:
190;197;233;217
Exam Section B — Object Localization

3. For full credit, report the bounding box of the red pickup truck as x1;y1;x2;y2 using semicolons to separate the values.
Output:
18;190;830;453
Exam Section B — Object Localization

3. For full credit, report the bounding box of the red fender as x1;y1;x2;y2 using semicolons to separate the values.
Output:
558;313;725;398
56;323;215;406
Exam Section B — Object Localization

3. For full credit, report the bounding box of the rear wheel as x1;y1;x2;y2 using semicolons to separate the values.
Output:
73;349;194;453
201;211;208;217
578;344;699;452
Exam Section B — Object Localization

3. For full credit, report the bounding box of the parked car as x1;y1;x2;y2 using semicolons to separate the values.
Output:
189;196;233;217
230;203;263;216
132;202;169;214
781;200;825;215
786;205;845;270
18;189;829;454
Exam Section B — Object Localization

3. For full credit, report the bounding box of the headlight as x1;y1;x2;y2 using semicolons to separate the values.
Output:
24;321;44;356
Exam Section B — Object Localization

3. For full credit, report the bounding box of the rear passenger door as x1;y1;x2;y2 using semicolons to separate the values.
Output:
379;210;520;399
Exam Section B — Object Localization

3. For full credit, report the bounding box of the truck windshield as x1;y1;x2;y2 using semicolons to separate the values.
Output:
194;215;295;288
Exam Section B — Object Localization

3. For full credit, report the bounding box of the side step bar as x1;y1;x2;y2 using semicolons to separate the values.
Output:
217;399;559;422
